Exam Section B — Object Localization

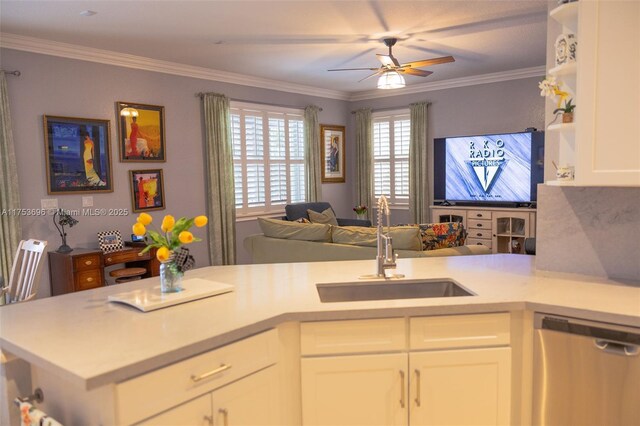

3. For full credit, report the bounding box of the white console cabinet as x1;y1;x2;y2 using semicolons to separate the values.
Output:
431;206;536;254
300;314;512;426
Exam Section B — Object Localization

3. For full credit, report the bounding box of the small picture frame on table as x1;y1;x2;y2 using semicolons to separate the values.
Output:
116;102;166;162
129;169;166;212
320;124;345;183
97;230;124;253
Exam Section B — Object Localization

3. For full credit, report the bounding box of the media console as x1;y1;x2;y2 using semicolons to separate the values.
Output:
431;205;536;255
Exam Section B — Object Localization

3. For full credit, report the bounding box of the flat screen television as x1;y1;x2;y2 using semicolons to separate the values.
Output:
434;131;544;206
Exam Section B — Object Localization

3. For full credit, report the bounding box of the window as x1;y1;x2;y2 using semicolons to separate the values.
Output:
373;111;410;206
231;103;305;216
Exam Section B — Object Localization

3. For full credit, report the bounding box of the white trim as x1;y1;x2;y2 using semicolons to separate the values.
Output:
372;108;410;119
231;101;303;115
0;32;350;101
1;32;545;102
349;66;546;101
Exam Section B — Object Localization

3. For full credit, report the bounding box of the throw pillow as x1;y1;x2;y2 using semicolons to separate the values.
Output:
295;217;311;223
258;218;332;242
307;208;339;226
332;226;422;251
418;222;466;250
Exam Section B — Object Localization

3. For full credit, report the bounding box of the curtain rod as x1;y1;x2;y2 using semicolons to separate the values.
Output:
0;70;21;76
195;93;322;111
351;102;431;114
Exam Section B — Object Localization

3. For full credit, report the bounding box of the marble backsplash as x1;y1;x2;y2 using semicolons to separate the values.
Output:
536;185;640;282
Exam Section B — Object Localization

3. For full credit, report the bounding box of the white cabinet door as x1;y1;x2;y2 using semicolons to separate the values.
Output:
301;353;408;426
491;212;530;254
409;347;511;426
138;394;212;426
211;366;280;426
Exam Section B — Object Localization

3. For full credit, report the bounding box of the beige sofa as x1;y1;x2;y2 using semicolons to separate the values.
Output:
244;218;491;263
244;234;491;264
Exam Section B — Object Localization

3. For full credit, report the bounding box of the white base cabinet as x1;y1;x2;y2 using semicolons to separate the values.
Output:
301;315;512;426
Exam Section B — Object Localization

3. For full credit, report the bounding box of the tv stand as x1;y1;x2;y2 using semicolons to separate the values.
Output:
431;205;536;254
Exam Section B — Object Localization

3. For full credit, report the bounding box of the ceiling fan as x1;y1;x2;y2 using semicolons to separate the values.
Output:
328;38;455;88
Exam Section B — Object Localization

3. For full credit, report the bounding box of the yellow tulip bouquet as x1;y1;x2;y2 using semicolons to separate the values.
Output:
132;212;208;292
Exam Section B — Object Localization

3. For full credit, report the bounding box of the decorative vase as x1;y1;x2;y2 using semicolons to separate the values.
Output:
160;262;183;293
555;33;577;66
356;213;367;220
562;112;574;123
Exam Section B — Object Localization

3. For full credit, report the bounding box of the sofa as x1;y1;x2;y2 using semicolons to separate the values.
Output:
244;218;491;264
283;201;372;227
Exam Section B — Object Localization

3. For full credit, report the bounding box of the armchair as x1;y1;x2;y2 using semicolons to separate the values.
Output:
284;202;372;227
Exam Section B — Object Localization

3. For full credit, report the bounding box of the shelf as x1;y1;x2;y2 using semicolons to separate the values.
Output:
547;122;575;132
546;180;577;186
550;1;579;31
549;62;577;77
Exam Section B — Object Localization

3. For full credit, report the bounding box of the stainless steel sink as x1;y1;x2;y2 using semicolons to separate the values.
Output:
316;278;475;303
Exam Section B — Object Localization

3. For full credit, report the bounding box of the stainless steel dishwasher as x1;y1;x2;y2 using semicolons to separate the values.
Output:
533;313;640;425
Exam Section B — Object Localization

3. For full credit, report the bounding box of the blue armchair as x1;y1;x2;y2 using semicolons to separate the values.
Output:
284;202;372;227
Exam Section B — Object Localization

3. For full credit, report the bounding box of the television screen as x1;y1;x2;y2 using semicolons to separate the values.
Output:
434;131;544;204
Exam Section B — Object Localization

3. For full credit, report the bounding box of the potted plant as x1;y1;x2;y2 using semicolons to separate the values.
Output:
539;76;576;124
353;205;368;220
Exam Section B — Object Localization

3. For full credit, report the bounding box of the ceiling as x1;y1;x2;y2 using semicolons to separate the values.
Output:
0;1;548;95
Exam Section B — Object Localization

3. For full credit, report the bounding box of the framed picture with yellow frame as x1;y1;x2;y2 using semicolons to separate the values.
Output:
116;101;166;162
129;169;165;212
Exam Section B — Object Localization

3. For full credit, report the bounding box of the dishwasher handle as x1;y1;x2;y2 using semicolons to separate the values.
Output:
594;339;639;357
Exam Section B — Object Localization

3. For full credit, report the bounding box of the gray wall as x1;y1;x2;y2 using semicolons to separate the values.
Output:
536;185;640;282
349;77;545;224
1;48;350;296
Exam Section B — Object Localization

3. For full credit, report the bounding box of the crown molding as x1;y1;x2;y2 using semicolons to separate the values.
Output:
1;33;545;104
348;65;546;101
0;33;351;101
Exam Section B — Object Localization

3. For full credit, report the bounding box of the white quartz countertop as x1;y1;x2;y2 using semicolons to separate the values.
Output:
1;254;639;390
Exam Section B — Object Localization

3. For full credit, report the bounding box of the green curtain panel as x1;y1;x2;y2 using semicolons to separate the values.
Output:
202;93;236;265
304;105;322;202
409;102;431;224
0;71;22;282
355;108;373;221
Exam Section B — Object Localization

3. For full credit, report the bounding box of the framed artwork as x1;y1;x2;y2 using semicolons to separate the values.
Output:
43;115;113;194
129;169;166;212
116;102;166;162
320;124;346;183
97;230;124;253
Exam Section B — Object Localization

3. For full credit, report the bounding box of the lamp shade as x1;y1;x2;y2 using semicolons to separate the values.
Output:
377;71;406;89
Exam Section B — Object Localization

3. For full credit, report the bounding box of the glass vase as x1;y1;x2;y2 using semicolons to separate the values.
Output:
160;262;183;293
356;213;367;220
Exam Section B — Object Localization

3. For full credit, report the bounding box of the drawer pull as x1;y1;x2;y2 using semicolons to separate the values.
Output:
399;370;406;408
476;233;482;237
190;363;232;383
85;260;93;266
477;223;483;227
204;415;213;426
414;369;421;407
476;213;482;217
106;258;112;263
87;277;93;282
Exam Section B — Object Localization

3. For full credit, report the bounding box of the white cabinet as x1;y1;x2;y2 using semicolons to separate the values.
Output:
546;0;640;186
431;206;535;254
301;354;407;426
139;394;212;426
409;348;511;426
300;314;512;426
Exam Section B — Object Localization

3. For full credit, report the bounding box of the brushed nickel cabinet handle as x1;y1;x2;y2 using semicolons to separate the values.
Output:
190;363;232;382
414;369;421;407
203;415;213;426
219;408;229;426
399;370;405;408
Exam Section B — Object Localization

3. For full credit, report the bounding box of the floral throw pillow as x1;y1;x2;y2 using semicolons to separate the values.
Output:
418;222;466;251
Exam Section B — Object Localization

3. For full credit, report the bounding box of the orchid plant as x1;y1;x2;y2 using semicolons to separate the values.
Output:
539;76;575;114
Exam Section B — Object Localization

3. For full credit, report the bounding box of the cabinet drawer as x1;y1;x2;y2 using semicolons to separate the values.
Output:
467;229;492;239
466;238;493;249
301;318;406;356
410;313;510;350
467;219;492;230
116;329;278;425
73;253;102;271
104;249;149;266
467;210;492;220
75;269;104;290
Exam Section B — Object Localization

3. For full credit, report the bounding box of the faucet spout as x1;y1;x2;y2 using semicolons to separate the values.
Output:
375;195;403;278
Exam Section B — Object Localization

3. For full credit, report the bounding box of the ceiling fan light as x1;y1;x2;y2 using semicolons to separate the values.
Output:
120;107;139;117
377;71;405;89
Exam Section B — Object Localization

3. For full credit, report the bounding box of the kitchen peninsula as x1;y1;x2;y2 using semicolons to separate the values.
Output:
1;254;639;425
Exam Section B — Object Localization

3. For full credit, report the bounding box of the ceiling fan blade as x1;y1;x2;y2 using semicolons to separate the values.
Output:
358;70;384;82
328;67;381;72
376;54;400;67
399;68;433;77
401;56;455;68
